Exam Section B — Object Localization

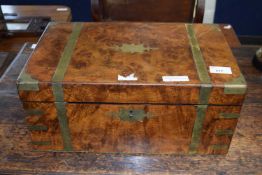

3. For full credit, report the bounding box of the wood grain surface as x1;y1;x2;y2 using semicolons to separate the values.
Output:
22;102;242;154
15;23;247;155
0;42;261;173
198;106;241;155
23;103;197;153
18;23;246;105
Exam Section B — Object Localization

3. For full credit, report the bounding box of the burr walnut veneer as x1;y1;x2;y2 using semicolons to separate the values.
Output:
17;22;246;154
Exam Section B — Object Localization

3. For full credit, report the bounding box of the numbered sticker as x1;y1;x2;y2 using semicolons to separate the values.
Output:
209;66;232;74
56;8;68;11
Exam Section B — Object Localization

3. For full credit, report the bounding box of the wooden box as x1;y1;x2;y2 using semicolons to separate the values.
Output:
17;23;246;154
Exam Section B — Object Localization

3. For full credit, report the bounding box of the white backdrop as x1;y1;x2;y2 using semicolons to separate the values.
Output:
203;0;217;23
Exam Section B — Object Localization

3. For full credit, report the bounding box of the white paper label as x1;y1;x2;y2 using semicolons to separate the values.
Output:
223;25;232;29
31;44;37;49
56;8;68;11
162;76;189;82
209;66;232;74
118;73;138;81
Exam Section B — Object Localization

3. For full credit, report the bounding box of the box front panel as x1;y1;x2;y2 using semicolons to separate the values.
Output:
66;104;196;154
23;102;241;154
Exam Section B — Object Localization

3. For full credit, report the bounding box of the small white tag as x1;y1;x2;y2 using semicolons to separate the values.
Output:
31;44;37;49
162;76;189;82
56;8;68;11
224;25;232;29
209;66;232;74
118;73;138;81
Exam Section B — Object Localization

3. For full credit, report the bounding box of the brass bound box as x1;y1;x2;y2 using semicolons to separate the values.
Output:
17;23;246;154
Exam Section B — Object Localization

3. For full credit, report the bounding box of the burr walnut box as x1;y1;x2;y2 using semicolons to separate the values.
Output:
17;22;246;154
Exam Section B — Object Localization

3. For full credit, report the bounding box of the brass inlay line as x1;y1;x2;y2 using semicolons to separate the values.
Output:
26;109;44;116
219;113;240;119
31;141;51;146
211;144;229;150
215;129;234;136
28;125;48;131
51;23;83;151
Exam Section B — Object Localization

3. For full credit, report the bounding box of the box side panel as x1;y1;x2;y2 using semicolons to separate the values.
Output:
198;105;241;154
17;23;74;102
18;83;54;102
193;24;246;105
18;23;74;83
23;102;64;151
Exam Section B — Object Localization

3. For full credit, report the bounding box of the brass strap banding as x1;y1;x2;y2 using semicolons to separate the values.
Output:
51;23;83;151
224;73;247;94
55;102;73;151
186;24;211;154
52;23;83;82
189;105;208;154
199;84;212;105
52;83;64;102
186;24;212;104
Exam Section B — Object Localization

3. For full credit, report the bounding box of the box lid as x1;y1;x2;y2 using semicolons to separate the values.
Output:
17;22;246;105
